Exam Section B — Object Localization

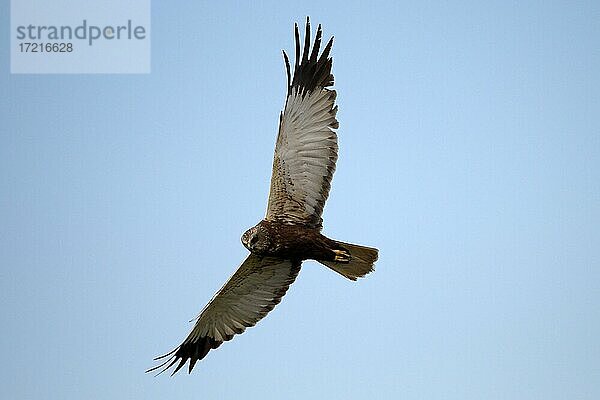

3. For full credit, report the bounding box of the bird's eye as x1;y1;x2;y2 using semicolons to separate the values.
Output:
249;235;258;245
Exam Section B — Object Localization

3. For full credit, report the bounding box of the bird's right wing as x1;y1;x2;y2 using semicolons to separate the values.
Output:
147;255;301;375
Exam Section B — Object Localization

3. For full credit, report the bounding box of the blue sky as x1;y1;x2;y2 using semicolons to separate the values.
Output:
1;1;599;399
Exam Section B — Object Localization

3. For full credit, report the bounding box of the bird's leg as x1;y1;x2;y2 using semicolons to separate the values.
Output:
333;249;351;262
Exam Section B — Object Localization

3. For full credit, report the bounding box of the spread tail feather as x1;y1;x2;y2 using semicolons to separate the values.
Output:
319;241;378;281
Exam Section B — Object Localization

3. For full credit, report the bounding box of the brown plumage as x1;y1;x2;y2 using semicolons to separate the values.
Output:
147;17;378;376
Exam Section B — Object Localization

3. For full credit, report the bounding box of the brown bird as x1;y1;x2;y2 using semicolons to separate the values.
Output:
147;17;378;376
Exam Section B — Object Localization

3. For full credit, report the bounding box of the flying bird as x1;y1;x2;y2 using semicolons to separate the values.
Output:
148;17;378;376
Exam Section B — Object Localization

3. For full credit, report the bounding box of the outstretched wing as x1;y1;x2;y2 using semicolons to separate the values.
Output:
147;255;301;375
266;17;339;229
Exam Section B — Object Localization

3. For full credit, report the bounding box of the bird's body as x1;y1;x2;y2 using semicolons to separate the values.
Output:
242;219;349;262
148;17;379;376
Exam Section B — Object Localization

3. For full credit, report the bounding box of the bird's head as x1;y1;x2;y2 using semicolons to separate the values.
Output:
241;225;265;253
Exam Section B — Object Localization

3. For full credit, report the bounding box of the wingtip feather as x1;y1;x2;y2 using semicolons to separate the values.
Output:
286;18;335;95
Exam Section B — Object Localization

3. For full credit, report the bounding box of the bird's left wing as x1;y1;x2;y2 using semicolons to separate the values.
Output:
266;18;339;229
147;255;301;375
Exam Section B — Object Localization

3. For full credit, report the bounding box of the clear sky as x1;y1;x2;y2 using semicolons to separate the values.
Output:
1;1;599;399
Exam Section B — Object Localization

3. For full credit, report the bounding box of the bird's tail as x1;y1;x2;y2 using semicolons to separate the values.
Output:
319;241;378;281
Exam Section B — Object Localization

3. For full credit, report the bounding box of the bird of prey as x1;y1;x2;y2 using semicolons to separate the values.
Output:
148;17;378;376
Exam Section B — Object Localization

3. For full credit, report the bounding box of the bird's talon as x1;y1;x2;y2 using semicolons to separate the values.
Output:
333;249;351;262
